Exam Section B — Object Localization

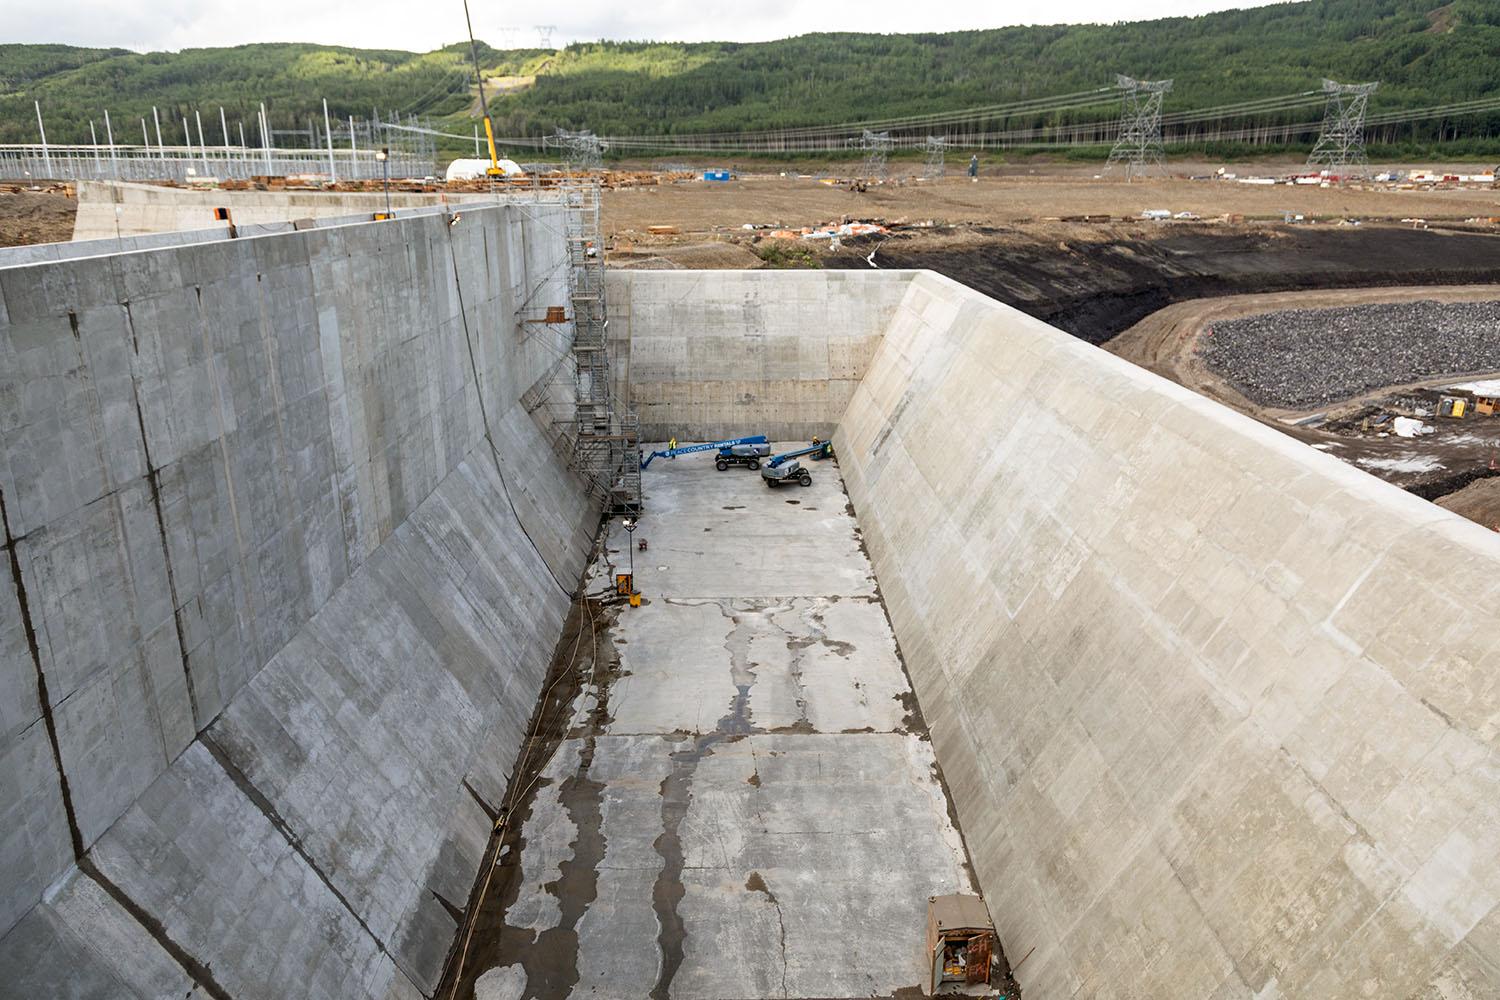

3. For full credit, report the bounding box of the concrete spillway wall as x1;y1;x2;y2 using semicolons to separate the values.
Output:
607;269;909;440
6;239;1500;1000
0;205;595;997
838;272;1500;998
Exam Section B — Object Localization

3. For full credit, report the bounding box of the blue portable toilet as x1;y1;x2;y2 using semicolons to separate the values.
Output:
703;169;732;182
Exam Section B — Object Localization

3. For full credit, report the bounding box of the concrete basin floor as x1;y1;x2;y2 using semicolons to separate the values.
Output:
469;449;980;999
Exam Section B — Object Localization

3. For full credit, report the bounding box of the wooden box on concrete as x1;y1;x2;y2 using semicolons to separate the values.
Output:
926;894;996;994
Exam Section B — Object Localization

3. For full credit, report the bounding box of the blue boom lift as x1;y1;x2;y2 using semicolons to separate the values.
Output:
640;435;769;470
760;439;833;488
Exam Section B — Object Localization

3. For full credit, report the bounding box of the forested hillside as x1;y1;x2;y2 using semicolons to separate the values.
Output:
4;0;1500;155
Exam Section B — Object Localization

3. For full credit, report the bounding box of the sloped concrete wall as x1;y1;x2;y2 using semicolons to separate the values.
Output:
608;269;911;440
838;272;1500;998
0;205;596;997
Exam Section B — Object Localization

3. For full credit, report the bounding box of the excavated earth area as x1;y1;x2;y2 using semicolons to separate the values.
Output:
822;222;1500;343
451;452;991;1000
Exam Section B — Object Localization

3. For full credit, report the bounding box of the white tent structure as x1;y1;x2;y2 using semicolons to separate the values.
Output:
444;157;525;181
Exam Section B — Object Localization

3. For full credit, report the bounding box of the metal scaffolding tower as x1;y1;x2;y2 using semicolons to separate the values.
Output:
1106;75;1173;179
859;129;893;181
559;179;640;512
922;136;948;179
1308;79;1378;178
551;128;606;172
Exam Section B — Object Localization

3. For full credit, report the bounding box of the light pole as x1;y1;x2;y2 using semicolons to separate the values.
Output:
375;146;390;216
623;517;637;606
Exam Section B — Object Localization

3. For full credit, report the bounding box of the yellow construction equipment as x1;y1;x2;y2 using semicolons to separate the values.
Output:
463;0;506;179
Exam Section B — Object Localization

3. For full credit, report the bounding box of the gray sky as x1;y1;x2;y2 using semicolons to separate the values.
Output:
12;0;1286;54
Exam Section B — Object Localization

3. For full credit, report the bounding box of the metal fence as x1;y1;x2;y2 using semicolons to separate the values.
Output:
0;143;432;183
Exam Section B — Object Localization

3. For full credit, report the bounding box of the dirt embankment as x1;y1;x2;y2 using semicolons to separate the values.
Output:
1438;477;1500;529
0;188;76;246
824;222;1500;344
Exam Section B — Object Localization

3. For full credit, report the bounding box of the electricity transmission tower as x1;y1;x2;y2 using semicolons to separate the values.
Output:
535;25;556;48
1307;79;1377;178
860;130;893;181
1106;75;1173;180
922;136;948;179
552;128;605;172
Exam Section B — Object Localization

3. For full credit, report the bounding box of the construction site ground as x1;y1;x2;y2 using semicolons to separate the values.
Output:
9;166;1500;525
603;167;1500;239
601;167;1500;528
0;185;76;245
600;167;1500;342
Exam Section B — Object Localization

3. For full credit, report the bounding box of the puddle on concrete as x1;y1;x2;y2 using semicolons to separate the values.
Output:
438;561;624;1000
649;598;796;998
650;693;755;999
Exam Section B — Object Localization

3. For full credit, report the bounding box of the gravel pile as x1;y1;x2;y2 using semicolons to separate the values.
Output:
1201;300;1500;409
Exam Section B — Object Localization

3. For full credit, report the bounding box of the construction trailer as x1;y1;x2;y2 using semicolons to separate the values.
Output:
927;895;998;994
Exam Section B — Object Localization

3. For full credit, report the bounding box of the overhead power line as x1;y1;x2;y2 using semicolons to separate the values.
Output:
373;84;1500;162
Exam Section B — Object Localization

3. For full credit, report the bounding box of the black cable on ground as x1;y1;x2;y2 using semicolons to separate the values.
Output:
442;210;589;598
443;539;611;999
